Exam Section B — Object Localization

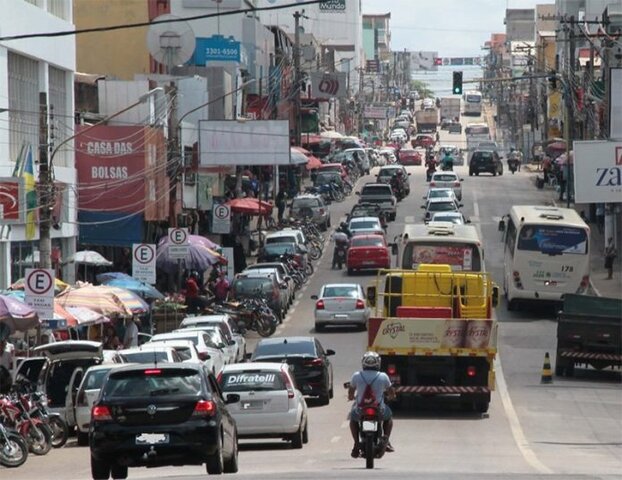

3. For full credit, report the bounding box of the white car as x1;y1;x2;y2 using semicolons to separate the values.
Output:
173;325;236;366
147;339;202;363
422;187;457;203
348;216;384;237
179;314;247;362
430;171;463;200
150;330;226;374
71;364;131;446
218;362;308;448
118;345;182;364
311;283;369;331
429;212;470;225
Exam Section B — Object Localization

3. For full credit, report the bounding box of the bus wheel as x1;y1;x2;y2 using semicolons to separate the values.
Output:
506;299;517;311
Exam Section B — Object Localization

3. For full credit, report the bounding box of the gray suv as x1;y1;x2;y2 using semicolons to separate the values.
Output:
356;183;397;221
289;194;330;230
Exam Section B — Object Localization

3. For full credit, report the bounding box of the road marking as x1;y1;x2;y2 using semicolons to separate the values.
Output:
404;216;415;224
472;191;483;240
330;436;341;443
340;421;349;429
494;356;553;474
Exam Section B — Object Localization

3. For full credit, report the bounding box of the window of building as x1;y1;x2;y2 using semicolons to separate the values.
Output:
8;53;39;164
49;66;70;167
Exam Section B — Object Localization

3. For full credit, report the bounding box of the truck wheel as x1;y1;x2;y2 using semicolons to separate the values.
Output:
475;400;490;413
506;298;516;311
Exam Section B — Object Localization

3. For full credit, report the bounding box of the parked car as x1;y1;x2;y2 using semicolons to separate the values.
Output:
89;363;240;477
429;171;463;200
148;340;202;363
398;148;422;166
173;326;237;366
347;216;385;237
311;283;370;331
346;234;391;275
243;266;294;308
343;148;371;174
469;149;504;176
218;362;308;448
229;272;289;321
289;194;330;230
316;163;348;179
257;242;308;269
149;330;226;374
179;314;246;362
250;337;335;405
356;183;397;221
422;197;463;221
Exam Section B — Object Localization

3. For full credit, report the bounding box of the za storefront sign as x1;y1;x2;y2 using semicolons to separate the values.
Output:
0;177;25;224
573;141;622;204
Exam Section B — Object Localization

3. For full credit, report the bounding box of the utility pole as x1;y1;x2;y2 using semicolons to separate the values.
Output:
564;16;576;208
167;82;179;228
293;11;302;147
38;92;52;270
358;67;365;136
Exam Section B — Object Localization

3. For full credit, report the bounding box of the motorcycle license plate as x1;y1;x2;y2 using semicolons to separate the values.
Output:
136;433;169;445
361;421;378;432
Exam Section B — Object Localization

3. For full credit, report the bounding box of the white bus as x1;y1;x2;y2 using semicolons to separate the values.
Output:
502;206;590;310
463;90;482;116
399;222;485;272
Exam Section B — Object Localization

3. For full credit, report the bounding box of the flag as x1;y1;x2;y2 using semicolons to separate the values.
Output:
22;145;37;240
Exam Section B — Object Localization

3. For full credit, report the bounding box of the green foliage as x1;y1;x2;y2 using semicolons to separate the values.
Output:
410;80;434;98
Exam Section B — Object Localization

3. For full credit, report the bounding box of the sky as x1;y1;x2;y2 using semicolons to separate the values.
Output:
361;0;555;57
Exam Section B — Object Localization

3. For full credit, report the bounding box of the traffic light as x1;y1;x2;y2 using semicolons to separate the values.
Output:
452;71;463;95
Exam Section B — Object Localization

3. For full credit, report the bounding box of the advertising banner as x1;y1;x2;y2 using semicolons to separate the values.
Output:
573;140;622;203
319;0;346;12
0;178;24;224
410;51;439;71
367;317;496;351
411;245;473;271
363;106;388;119
310;72;347;99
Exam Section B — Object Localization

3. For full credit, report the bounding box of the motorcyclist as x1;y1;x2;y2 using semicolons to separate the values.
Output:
390;172;403;199
441;149;454;170
508;147;521;171
332;223;351;269
348;352;396;458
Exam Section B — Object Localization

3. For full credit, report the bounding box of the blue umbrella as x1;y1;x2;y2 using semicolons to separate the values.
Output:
95;272;164;300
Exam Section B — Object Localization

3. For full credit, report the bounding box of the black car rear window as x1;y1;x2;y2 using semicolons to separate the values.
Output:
362;186;391;195
473;152;493;160
120;351;171;363
253;340;315;358
219;370;285;392
232;277;274;295
103;369;202;398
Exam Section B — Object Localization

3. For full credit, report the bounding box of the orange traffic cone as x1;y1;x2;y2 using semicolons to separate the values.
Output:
541;352;553;384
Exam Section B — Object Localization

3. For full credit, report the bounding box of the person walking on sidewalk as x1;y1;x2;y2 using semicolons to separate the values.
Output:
604;237;617;280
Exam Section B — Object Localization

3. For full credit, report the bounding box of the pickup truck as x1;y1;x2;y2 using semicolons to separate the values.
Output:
555;294;622;377
356;183;397;221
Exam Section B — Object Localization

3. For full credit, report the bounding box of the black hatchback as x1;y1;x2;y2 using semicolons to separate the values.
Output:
89;363;239;479
469;149;504;176
250;336;335;405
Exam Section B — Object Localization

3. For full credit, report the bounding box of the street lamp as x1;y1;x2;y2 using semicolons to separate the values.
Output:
39;87;164;270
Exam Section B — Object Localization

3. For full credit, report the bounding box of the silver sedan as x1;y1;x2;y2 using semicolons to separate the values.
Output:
312;283;369;331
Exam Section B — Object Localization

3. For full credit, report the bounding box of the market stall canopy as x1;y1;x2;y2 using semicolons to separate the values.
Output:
224;198;273;216
64;250;113;266
56;284;133;317
156;235;226;274
291;146;322;170
96;272;164;300
0;294;39;334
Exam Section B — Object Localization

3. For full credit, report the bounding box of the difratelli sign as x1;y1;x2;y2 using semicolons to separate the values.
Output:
319;0;346;12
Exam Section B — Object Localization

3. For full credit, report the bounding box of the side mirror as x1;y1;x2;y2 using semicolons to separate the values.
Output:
466;218;472;224
310;295;318;300
420;205;425;209
366;286;377;307
492;285;500;308
226;394;240;404
458;204;464;208
460;178;464;182
245;352;253;361
498;218;506;232
355;191;360;195
326;349;336;356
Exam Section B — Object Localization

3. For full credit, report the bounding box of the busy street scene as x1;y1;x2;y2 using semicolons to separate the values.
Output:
0;1;621;479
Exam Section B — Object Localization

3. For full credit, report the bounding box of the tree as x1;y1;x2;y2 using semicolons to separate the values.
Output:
410;80;434;99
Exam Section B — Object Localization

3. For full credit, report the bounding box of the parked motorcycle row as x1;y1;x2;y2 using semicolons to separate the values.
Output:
0;378;68;468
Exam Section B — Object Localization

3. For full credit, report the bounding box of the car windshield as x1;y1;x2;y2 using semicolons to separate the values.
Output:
474;152;493;160
266;236;296;245
323;286;358;298
362;186;391;195
232;277;274;295
433;174;457;182
262;244;296;256
428;190;452;198
314;173;341;183
219;370;286;392
253;340;316;358
152;334;199;346
292;198;319;209
351;237;384;247
428;202;457;212
103;369;202;397
83;368;113;390
350;221;379;229
120;351;171;363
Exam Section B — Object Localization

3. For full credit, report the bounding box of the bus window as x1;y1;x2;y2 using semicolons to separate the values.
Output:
517;225;588;255
505;218;517;255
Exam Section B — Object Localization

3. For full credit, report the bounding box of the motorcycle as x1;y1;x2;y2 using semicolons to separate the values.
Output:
426;163;437;182
332;241;349;269
508;158;519;174
0;422;28;468
344;382;386;469
441;159;454;171
0;394;52;456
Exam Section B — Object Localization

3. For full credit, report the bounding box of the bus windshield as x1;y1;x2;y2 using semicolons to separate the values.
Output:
466;94;481;103
517;225;588;255
403;243;482;271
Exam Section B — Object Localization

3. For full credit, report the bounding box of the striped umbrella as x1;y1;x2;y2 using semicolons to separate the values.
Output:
9;277;70;295
56;285;133;317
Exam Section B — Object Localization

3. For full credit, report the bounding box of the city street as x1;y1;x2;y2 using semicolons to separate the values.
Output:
7;122;621;480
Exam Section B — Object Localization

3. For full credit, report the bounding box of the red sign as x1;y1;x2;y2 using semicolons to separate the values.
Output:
75;125;168;220
0;178;24;223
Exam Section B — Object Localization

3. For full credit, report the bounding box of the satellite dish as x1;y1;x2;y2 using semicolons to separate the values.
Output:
147;14;196;71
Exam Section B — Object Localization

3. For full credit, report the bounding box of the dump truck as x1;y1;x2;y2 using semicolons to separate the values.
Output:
555;294;622;377
415;109;438;133
366;264;499;413
440;97;461;123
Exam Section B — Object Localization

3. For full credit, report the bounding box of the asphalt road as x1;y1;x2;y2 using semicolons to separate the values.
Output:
6;115;621;480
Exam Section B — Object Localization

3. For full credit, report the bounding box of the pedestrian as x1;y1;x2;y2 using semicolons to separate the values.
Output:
604;237;617;280
184;271;202;314
0;337;14;373
214;271;230;303
596;204;605;233
276;189;287;223
542;155;552;183
123;317;139;348
103;325;120;350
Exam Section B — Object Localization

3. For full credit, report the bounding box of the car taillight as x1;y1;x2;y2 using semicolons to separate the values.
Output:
91;405;112;421
280;372;295;399
315;299;325;310
304;358;324;367
76;390;86;407
355;299;366;309
216;372;223;384
144;369;161;375
466;366;477;377
387;364;397;376
193;400;216;417
430;182;436;186
453;181;460;187
319;208;325;215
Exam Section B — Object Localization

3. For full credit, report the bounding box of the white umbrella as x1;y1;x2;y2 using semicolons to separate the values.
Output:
66;250;113;266
65;306;110;326
320;130;343;139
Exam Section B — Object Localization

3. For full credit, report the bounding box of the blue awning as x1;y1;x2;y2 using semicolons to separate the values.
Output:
78;211;143;247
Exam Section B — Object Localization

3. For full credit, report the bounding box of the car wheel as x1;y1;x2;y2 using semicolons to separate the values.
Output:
475;172;480;176
492;170;497;176
223;430;239;474
291;423;304;449
111;463;128;479
315;323;324;332
469;170;473;176
77;431;89;446
329;385;334;399
206;434;224;474
347;268;353;275
302;421;309;444
499;169;503;176
91;456;111;480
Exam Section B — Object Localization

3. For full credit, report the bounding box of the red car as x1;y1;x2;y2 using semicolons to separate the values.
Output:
398;149;422;166
346;234;391;275
411;134;436;149
317;163;348;179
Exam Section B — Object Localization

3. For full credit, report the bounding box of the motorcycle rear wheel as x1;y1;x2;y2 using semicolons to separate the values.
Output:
364;434;374;469
27;424;52;455
0;431;28;468
254;313;276;337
